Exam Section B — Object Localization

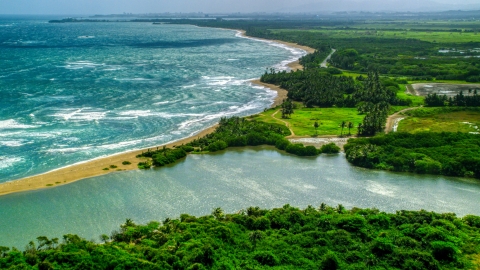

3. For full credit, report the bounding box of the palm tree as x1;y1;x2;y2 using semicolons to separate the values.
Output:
347;122;354;136
212;207;224;220
340;121;346;136
249;231;264;249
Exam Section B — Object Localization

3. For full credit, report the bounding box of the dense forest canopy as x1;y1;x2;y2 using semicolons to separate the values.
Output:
1;205;479;269
344;132;480;178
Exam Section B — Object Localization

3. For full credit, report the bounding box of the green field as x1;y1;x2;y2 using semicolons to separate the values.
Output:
253;104;364;136
398;107;480;133
272;28;480;43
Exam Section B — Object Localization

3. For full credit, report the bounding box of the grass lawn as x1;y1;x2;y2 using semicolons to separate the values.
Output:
252;104;365;136
398;107;480;133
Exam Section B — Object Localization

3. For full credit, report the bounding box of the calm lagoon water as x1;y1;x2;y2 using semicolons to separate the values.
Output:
1;147;479;249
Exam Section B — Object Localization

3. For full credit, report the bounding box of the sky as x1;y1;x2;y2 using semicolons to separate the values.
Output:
1;0;479;15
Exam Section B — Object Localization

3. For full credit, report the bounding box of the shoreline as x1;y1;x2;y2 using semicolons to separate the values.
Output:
0;29;315;197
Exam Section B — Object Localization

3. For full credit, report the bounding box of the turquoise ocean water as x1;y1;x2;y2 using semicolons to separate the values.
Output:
0;16;303;182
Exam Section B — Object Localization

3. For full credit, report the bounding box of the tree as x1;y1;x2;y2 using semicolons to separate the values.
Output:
357;123;363;135
347;122;354;136
340;121;346;136
281;99;294;119
212;207;224;220
249;231;264;249
314;121;319;135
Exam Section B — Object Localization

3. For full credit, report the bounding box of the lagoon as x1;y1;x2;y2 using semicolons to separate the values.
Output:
1;146;479;249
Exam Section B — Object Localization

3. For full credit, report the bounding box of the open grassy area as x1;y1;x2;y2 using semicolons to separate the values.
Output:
272;28;480;44
398;107;480;133
252;104;365;136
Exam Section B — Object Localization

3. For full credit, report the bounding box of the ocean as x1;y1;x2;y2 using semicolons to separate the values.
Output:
0;16;305;182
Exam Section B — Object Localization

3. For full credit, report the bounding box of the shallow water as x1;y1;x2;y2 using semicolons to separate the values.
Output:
1;147;479;249
0;16;303;182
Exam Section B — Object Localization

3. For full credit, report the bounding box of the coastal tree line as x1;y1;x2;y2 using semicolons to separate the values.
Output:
344;132;480;178
1;205;478;269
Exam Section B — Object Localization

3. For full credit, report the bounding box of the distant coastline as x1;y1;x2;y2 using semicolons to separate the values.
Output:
0;27;315;197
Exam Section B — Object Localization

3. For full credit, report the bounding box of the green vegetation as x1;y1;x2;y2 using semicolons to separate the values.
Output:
109;165;117;169
398;107;480;133
345;132;480;178
255;106;364;136
122;161;131;165
186;117;337;156
136;117;344;169
1;205;479;269
262;70;405;136
102;168;109;171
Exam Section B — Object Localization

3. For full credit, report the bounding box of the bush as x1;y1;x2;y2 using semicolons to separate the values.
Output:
207;140;227;152
182;145;195;152
122;161;131;165
321;143;340;154
252;251;279;266
431;241;458;262
275;139;290;150
152;148;187;166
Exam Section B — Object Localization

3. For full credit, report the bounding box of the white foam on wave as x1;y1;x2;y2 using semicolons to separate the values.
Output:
182;84;197;89
201;76;250;87
177;100;261;130
52;108;107;122
153;101;170;105
0;156;24;169
0;140;28;147
117;110;205;118
0;119;38;129
46;146;92;154
63;61;104;70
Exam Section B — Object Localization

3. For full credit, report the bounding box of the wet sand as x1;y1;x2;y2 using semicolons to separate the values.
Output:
0;29;315;197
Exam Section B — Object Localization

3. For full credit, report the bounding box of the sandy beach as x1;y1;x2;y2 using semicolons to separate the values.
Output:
0;29;315;197
236;30;315;72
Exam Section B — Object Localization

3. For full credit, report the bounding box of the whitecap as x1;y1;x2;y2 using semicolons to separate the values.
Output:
117;110;205;118
0;140;27;147
51;108;107;121
0;119;38;129
177;100;261;130
0;156;24;169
